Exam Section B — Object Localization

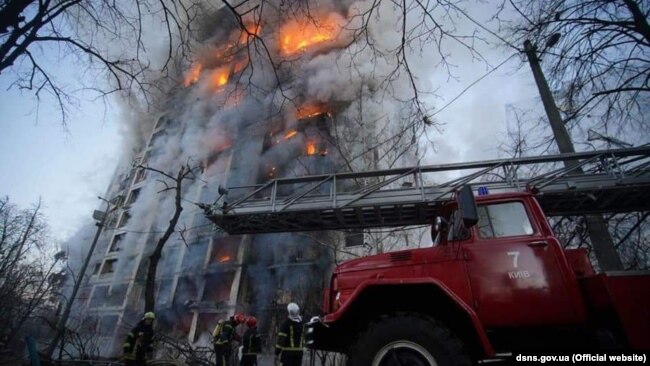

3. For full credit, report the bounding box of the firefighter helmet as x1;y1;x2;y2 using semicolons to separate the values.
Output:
246;316;257;328
143;312;155;320
234;313;246;324
287;303;300;316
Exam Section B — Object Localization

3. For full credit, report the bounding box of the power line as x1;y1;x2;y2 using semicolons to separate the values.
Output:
430;53;518;118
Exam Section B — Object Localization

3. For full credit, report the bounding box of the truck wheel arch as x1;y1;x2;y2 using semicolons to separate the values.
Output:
333;282;493;359
346;312;471;366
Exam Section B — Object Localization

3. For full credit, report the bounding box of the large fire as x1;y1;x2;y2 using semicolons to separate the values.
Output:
183;22;259;89
279;17;339;55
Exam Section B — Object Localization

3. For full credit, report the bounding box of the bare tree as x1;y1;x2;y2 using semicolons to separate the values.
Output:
0;0;204;125
500;0;650;140
0;197;66;357
136;163;201;312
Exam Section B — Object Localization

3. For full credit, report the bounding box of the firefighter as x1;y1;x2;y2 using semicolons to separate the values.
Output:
240;316;261;366
123;312;155;366
213;313;245;366
274;303;304;366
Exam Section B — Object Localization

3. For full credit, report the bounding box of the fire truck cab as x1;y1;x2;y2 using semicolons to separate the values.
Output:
306;186;650;365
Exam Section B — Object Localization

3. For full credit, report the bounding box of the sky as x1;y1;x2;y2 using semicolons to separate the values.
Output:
0;2;540;243
0;77;122;241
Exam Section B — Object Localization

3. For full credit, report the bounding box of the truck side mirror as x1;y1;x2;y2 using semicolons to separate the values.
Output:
430;216;448;244
434;216;447;232
457;185;478;229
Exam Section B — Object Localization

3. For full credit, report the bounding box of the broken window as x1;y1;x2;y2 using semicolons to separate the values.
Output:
109;234;124;252
126;189;140;206
110;195;125;207
209;235;241;264
174;276;199;307
135;168;147;183
181;239;209;273
101;259;117;274
118;212;131;228
202;273;235;303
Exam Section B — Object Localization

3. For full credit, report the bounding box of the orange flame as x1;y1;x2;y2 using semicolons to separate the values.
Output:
279;17;338;55
184;63;203;87
239;22;262;44
211;66;231;89
296;103;329;119
233;58;249;73
306;143;317;155
284;130;298;139
218;255;232;263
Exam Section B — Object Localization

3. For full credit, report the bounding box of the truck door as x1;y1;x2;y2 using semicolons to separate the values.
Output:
464;199;579;328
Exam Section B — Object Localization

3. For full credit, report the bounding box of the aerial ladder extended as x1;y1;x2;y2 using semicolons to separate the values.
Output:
202;147;650;234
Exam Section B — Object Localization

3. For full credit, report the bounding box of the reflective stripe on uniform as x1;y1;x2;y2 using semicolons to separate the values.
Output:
281;347;303;352
289;326;294;348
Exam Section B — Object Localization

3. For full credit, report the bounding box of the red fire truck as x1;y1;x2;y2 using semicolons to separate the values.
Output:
305;186;649;365
204;148;650;365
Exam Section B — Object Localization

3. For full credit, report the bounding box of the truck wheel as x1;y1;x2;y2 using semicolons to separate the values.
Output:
347;313;471;366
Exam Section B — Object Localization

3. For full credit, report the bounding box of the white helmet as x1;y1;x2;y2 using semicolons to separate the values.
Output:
287;302;300;317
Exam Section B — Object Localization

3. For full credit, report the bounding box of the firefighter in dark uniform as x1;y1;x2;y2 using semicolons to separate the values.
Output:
241;316;261;366
123;312;155;366
275;303;304;366
213;313;245;366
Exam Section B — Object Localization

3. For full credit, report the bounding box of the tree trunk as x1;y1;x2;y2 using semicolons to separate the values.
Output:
144;166;185;312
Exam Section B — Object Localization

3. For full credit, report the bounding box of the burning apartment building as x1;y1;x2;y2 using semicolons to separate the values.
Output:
66;0;425;359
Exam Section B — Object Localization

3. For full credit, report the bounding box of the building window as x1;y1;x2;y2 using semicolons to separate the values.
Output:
118;212;131;228
149;130;167;148
110;195;125;207
109;234;124;252
105;212;118;229
101;259;117;274
135;168;147;183
126;189;140;206
154;115;175;130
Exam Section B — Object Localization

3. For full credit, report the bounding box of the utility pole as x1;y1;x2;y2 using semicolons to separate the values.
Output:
523;40;623;271
45;198;110;358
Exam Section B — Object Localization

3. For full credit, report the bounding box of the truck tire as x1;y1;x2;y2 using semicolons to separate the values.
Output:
346;313;471;366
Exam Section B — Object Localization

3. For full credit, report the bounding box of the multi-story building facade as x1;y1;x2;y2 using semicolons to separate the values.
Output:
66;1;424;359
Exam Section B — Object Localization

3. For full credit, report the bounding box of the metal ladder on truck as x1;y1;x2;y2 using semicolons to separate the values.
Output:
202;147;650;234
